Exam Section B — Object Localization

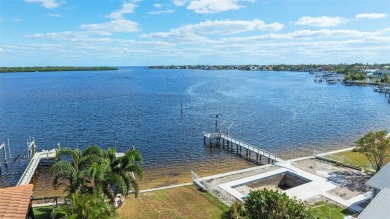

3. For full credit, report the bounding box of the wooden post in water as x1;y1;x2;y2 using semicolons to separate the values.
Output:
204;136;206;145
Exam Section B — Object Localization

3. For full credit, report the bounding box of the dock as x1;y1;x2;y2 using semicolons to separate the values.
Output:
203;131;283;164
17;138;57;186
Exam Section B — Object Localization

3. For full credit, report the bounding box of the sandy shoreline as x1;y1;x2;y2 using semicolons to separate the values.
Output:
32;146;355;198
32;157;255;198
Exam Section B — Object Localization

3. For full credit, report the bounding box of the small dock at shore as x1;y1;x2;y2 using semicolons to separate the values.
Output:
2;137;134;186
203;131;283;164
17;138;57;186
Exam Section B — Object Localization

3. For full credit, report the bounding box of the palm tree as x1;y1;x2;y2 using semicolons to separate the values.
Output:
51;146;109;196
87;147;144;202
109;147;144;198
51;190;117;219
51;148;87;195
51;145;144;204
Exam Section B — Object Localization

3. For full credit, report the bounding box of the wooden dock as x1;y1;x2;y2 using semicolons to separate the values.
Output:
203;131;283;164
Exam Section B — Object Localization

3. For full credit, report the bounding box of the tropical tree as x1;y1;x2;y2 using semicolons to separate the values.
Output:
243;189;314;219
51;144;144;212
86;147;144;202
51;190;117;219
355;130;390;172
51;148;90;196
109;147;144;198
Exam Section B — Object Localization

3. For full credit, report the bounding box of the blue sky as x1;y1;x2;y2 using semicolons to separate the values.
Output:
0;0;389;66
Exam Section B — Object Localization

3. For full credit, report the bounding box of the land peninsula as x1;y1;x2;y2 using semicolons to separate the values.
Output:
0;66;118;73
149;63;389;73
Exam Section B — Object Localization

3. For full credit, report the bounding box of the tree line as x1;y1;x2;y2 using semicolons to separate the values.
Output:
0;66;117;73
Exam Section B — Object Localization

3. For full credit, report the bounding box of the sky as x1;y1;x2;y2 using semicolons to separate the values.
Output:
0;0;389;66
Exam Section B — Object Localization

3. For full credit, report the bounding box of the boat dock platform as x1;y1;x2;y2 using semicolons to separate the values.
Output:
17;149;57;186
16;138;58;186
203;131;283;164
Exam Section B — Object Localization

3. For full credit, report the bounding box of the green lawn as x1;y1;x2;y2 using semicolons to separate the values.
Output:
33;206;53;219
328;150;390;169
117;185;229;219
310;201;354;219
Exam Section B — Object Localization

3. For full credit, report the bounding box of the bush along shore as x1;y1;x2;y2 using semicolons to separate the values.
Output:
0;66;118;73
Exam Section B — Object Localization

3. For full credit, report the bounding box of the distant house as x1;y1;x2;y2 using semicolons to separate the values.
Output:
0;184;35;219
374;69;390;77
358;162;390;218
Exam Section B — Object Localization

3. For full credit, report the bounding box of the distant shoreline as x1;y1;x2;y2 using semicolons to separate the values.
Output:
0;66;118;73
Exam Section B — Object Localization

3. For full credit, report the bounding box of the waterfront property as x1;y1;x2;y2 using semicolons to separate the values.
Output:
193;153;372;214
365;162;390;200
357;162;390;218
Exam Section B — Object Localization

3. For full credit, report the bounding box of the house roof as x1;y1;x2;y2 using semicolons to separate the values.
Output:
357;188;390;219
366;162;390;190
0;184;34;219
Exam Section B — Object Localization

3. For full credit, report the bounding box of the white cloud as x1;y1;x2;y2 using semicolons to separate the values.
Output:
80;19;139;35
144;19;283;40
6;27;390;66
177;0;254;13
150;3;174;14
294;16;347;27
173;0;189;6
149;9;175;15
106;3;137;19
25;0;62;9
355;13;388;19
14;18;22;22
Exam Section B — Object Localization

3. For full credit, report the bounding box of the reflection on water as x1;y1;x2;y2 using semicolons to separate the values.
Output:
1;67;389;188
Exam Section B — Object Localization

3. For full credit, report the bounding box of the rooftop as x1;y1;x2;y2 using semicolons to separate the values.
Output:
357;188;390;219
366;162;390;190
0;184;34;219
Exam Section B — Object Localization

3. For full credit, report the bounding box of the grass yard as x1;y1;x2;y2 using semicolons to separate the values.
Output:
33;206;53;219
117;185;229;219
310;201;354;219
330;150;390;169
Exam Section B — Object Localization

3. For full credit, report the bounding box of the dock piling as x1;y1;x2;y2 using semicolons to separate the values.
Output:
202;131;282;165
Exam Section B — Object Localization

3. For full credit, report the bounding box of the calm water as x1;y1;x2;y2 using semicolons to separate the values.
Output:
0;67;389;187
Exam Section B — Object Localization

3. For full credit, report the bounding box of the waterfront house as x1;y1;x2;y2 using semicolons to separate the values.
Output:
365;161;390;199
358;162;390;218
373;69;390;78
0;184;35;219
357;187;390;219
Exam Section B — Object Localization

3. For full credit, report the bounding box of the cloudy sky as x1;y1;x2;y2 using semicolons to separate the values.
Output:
0;0;389;66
